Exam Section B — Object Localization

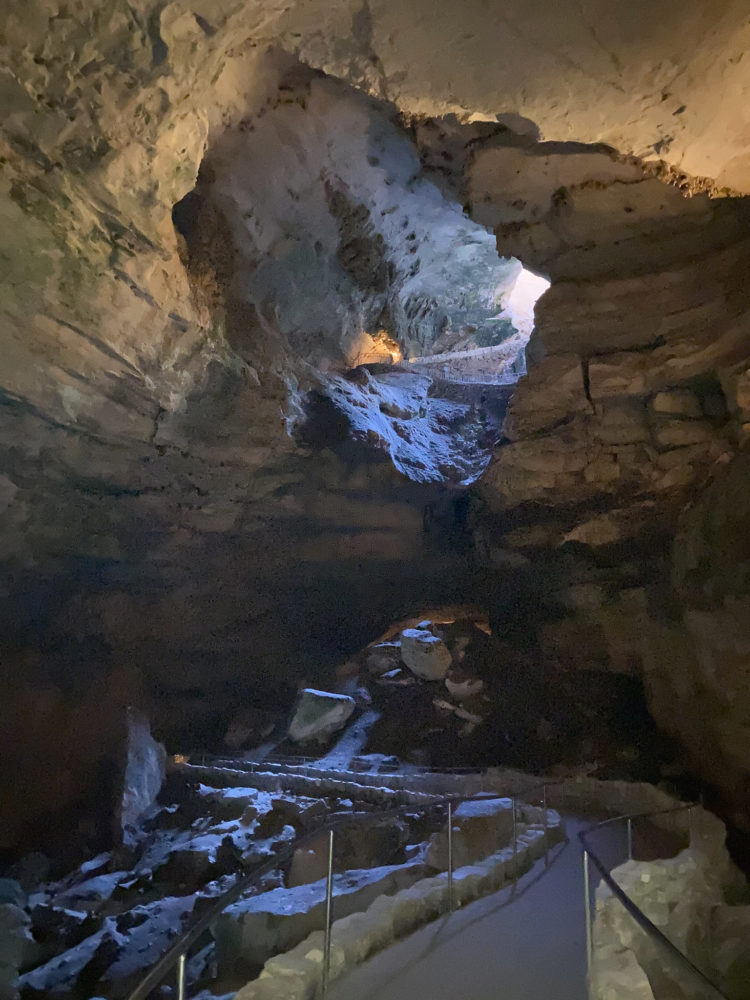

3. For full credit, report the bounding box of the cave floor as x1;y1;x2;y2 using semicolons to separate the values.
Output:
326;817;617;1000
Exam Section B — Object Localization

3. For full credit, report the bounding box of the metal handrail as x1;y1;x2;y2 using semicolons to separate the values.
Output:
126;772;558;1000
579;803;729;999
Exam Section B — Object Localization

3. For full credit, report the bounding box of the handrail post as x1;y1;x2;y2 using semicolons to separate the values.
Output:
627;817;633;861
127;782;588;1000
542;784;548;865
176;952;186;1000
322;828;335;996
447;800;454;912
583;849;592;979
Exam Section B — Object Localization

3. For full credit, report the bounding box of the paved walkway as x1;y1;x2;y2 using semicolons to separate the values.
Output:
328;817;621;1000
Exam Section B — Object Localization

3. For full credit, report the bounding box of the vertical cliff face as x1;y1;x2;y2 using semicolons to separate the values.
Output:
2;1;750;853
461;139;750;824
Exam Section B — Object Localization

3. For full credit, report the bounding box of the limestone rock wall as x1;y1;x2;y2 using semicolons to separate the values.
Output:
3;1;750;852
464;138;750;823
0;42;516;853
591;808;746;1000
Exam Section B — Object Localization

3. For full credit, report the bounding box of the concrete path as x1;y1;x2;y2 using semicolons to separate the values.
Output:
328;817;622;1000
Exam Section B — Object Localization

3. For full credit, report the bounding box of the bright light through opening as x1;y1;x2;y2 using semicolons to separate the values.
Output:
404;264;550;384
505;268;551;339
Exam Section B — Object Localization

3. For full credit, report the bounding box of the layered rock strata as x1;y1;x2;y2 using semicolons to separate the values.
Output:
3;1;750;851
466;140;750;824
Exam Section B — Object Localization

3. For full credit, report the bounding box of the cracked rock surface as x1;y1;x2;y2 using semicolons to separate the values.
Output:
3;1;750;856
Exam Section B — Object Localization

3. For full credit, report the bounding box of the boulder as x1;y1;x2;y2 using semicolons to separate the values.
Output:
28;904;89;950
197;786;264;822
711;904;750;996
445;666;485;701
270;796;327;832
0;903;38;1000
334;818;409;872
288;844;330;888
590;945;656;1000
118;709;167;847
364;642;402;676
287;690;355;743
653;419;715;448
52;870;129;912
400;629;452;680
0;882;25;910
592;811;744;993
425;798;514;870
9;855;50;894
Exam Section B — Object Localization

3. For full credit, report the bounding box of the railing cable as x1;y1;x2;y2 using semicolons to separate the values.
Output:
579;805;729;999
126;772;558;1000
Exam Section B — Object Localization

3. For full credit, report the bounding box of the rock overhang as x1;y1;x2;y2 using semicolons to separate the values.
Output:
3;0;750;854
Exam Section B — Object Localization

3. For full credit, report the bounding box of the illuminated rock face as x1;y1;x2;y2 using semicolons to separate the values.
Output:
288;690;356;743
118;709;167;846
470;147;750;825
2;1;750;849
400;629;452;680
194;71;520;365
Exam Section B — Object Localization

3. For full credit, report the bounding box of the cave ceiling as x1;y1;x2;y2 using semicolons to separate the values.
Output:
3;0;750;847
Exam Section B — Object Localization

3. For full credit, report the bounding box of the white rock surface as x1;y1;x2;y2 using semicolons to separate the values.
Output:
400;629;452;680
213;863;424;970
119;709;166;846
287;690;356;743
425;797;515;869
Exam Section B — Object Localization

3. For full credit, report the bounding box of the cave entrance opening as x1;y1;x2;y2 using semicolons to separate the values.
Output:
171;62;553;490
320;250;550;490
402;264;550;385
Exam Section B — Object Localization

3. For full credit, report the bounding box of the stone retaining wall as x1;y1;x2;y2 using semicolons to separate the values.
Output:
232;811;564;1000
588;799;747;1000
189;761;743;1000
